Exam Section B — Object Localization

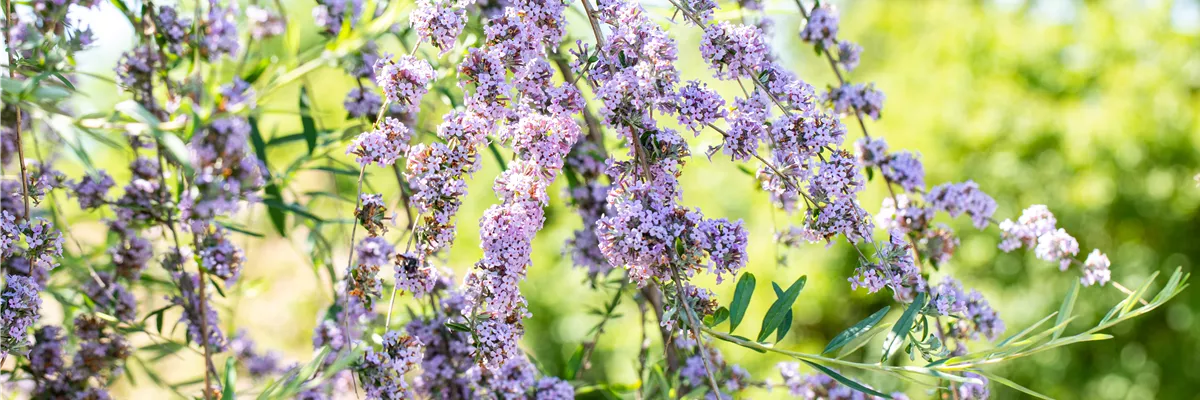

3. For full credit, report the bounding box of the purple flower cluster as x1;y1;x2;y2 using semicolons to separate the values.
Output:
997;205;1109;284
851;231;925;302
699;21;769;80
405;111;489;260
827;83;886;120
170;262;227;352
678;344;752;397
202;0;240;61
69;171;114;210
312;0;363;36
723;93;769;161
1;275;42;356
229;330;284;379
412;0;467;56
154;5;192;54
932;277;1005;343
375;55;435;113
564;142;613;276
837;40;863;71
196;226;246;285
246;6;285;40
359;331;424;399
344;87;384;119
348;116;411;167
349;236;393;310
26;316;131;398
676;80;727;134
82;272;138;322
799;4;840;49
181;117;266;230
927;181;997;230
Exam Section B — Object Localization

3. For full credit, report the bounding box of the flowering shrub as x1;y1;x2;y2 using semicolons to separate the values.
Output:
0;0;1189;399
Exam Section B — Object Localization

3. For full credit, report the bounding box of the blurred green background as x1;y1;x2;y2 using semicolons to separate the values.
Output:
54;0;1199;398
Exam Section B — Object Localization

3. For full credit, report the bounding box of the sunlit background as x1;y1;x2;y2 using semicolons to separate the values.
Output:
38;0;1200;398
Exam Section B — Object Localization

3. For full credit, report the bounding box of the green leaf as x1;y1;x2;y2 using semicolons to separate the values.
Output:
800;360;892;399
883;292;926;361
707;306;729;328
564;345;584;380
757;275;806;342
1052;282;1079;341
264;184;287;236
824;306;891;354
223;357;237;400
837;322;893;359
728;273;756;333
261;198;325;222
772;283;794;342
444;321;471;332
299;86;318;155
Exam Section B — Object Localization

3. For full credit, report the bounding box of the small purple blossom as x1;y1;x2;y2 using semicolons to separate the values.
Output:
347;117;411;167
70;171;114;210
800;4;840;50
375;55;435;113
676;80;727;133
1081;249;1111;287
699;21;769;80
837;40;862;71
344;87;384;119
412;0;466;56
1035;228;1079;271
927;181;996;230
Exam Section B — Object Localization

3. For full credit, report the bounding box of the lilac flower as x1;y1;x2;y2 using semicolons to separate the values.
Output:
349;236;393;309
927;181;996;230
777;361;895;399
347;117;411;167
1035;228;1079;271
115;45;160;102
219;79;255;110
696;218;749;284
1081;249;1111;287
197;226;246;285
564;142;612;276
171;267;227;352
837;40;862;71
344;87;384;119
394;253;439;298
934;277;1005;341
676;80;727;134
312;0;363;36
246;6;285;39
800;4;840;50
880;151;925;192
1;275;42;356
850;231;924;302
154;5;192;54
412;0;466;56
699;21;769;80
769;111;847;166
722;93;769;161
203;0;240;61
182;117;266;229
70;171;114;210
920;225;960;266
827;83;886;120
375;55;435;113
854;137;888;168
29;326;66;378
534;377;575;400
803;196;874;244
82;273;138;322
997;205;1057;252
958;372;991;399
230;329;284;379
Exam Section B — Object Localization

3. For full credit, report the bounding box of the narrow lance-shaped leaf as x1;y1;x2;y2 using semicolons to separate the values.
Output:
800;360;892;399
772;283;794;342
299;86;318;155
882;292;926;361
1052;282;1079;341
824;305;891;354
757;275;806;342
728;272;755;333
223;357;237;400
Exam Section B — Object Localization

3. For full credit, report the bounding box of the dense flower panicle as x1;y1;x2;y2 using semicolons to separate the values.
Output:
312;0;364;35
246;6;285;39
219;79;256;111
837;40;862;71
933;277;1005;342
375;55;435;113
1;275;42;355
154;5;192;54
356;193;391;236
811;150;866;198
699;21;770;80
82;273;138;322
595;180;697;284
958;372;991;399
804;196;875;244
876;194;933;234
2;217;64;286
360;331;424;399
696;218;750;283
534;377;576;400
676;80;727;133
28;326;66;378
1035;228;1079;271
344;87;384;119
69;171;115;210
171;269;227;352
394;253;440;298
412;0;466;55
229;330;283;379
348;116;412;167
203;0;240;60
404;112;489;259
769;112;847;167
927;181;997;230
997;205;1057;252
349;236;394;309
799;4;840;49
678;345;751;397
850;231;925;302
827;83;886;120
1081;249;1112;287
197;227;246;285
920;225;960;266
880;151;925;192
563;144;612;276
722;93;769;161
182;117;266;229
115;45;160;100
854;137;888;167
28;315;131;398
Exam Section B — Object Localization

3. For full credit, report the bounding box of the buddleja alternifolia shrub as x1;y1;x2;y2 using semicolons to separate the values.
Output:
0;0;1188;398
